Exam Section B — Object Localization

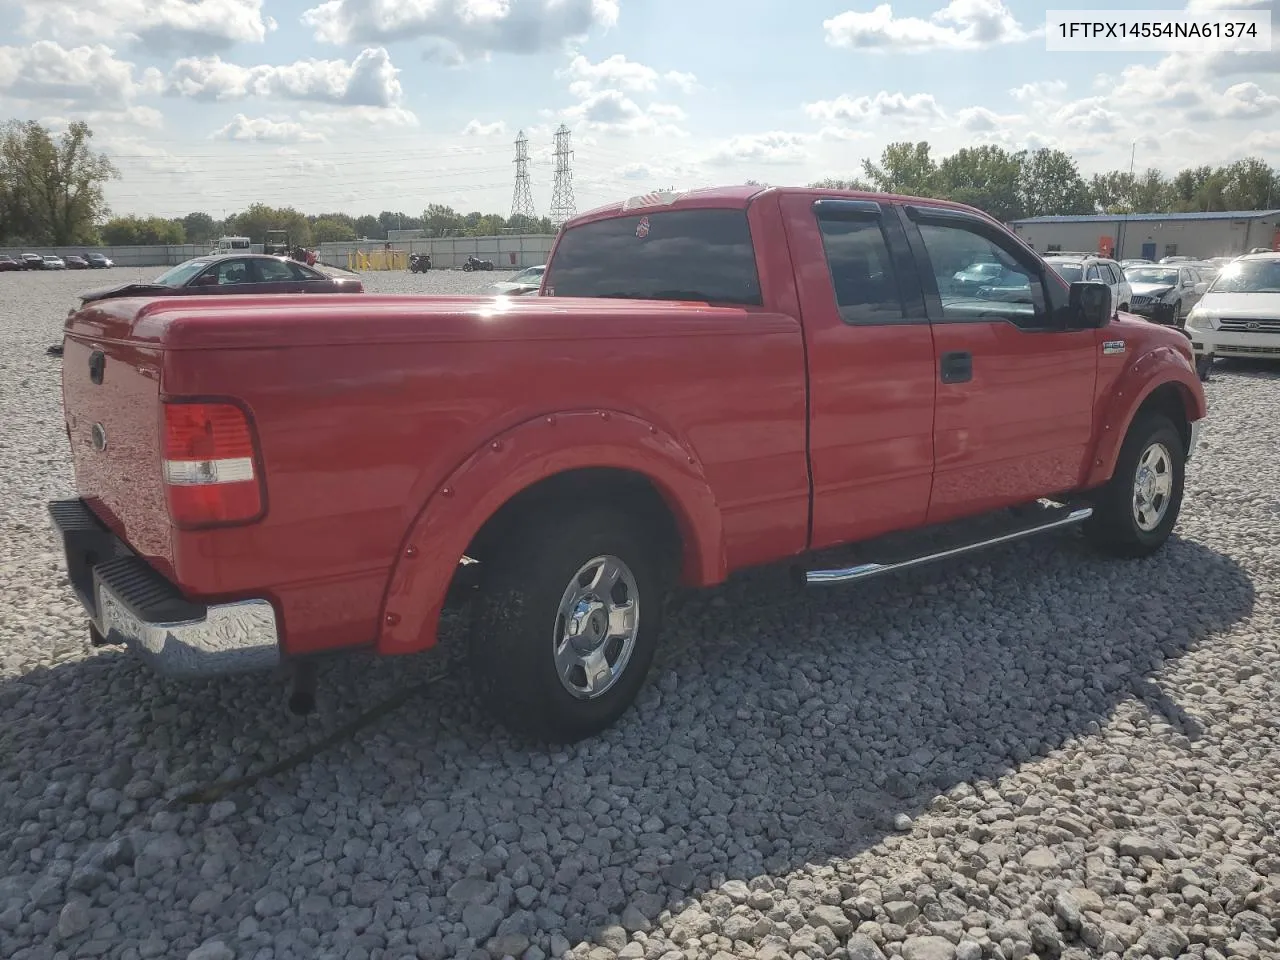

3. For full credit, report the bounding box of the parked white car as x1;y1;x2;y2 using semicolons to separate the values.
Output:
487;264;545;296
1185;252;1280;375
1044;255;1132;313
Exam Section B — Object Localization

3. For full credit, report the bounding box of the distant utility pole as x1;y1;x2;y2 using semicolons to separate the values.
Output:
510;130;536;221
549;124;577;228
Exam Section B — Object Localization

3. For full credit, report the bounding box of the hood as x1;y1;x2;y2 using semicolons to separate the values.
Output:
1130;283;1175;297
1195;291;1280;318
78;282;172;304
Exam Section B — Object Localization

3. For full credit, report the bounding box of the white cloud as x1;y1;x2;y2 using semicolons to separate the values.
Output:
302;0;619;59
41;105;165;130
297;105;418;128
1009;80;1066;104
1052;97;1122;134
166;48;403;108
0;42;155;109
824;0;1029;53
707;131;813;166
1198;81;1280;119
213;114;326;142
463;119;508;136
554;54;694;137
956;106;1021;133
804;91;945;123
18;0;276;55
562;89;687;136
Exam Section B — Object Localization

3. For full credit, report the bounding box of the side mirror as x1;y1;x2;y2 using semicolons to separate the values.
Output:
1069;280;1112;328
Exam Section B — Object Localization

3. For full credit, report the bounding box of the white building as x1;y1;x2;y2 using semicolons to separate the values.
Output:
1010;210;1280;261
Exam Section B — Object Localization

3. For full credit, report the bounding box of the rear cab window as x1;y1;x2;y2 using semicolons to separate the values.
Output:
543;208;762;306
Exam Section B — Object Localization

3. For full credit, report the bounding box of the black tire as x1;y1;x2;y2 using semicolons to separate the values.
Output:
1196;354;1214;382
1083;412;1185;558
468;506;670;742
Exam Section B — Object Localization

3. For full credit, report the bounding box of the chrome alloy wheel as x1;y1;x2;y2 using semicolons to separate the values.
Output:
553;555;640;700
1132;441;1174;532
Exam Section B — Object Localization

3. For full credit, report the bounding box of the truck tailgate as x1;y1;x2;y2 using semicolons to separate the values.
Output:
61;328;172;575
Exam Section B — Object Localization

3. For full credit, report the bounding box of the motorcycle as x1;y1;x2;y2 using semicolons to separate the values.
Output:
409;253;432;273
462;255;494;272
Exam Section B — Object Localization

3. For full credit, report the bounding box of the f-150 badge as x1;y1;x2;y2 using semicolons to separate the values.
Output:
1102;340;1126;356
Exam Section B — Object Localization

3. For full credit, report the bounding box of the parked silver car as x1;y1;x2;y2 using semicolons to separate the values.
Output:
1122;263;1209;326
1044;255;1132;313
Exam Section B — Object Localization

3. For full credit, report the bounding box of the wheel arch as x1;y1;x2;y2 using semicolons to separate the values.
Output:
1084;347;1206;489
374;409;727;655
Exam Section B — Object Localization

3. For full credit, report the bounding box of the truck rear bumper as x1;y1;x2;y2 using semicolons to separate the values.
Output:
47;498;281;679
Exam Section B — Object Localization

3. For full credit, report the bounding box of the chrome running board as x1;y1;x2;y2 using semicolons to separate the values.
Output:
805;506;1093;585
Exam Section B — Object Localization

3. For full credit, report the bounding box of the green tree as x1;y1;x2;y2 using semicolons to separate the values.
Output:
808;176;873;190
1170;165;1225;212
0;119;117;244
934;145;1027;221
860;141;937;195
1019;148;1093;217
1218;157;1277;210
100;216;186;245
226;203;313;246
181;212;217;243
353;214;381;239
310;216;357;243
422;203;463;237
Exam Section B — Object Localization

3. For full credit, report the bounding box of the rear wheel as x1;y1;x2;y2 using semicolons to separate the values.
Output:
467;507;670;742
1083;412;1185;558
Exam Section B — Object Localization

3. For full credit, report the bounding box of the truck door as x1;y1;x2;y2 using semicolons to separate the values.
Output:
894;203;1099;524
778;194;937;550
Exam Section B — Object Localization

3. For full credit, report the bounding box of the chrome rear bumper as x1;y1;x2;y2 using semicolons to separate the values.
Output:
47;498;281;678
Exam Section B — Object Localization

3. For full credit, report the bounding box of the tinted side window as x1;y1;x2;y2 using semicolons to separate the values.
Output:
289;262;322;280
545;209;761;305
256;259;295;282
208;259;252;285
915;222;1044;327
815;218;906;325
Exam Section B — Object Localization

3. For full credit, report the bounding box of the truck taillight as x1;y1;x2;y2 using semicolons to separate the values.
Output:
162;401;265;528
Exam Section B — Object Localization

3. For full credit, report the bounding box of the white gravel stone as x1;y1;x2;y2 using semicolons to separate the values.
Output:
2;268;1279;960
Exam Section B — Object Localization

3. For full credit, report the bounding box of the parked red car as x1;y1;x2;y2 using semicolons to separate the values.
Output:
49;185;1205;742
76;253;362;304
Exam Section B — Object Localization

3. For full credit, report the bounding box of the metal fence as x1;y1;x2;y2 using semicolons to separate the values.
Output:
319;234;555;272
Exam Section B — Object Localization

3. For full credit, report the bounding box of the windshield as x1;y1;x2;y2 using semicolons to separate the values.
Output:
153;260;211;285
1209;259;1280;293
1125;266;1179;285
510;266;544;283
1047;262;1083;282
544;208;762;305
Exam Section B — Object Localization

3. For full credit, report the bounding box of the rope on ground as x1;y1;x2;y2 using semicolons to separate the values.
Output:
165;663;457;808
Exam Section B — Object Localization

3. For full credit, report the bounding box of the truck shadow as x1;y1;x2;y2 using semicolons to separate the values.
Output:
0;528;1255;952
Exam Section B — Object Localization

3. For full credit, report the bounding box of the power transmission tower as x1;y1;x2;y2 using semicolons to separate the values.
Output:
549;124;577;227
510;130;536;222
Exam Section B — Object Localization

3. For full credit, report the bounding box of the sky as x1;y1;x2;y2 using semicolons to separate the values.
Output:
1;0;1278;220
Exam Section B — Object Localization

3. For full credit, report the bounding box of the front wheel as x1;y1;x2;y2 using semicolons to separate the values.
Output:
1083;412;1185;558
462;263;473;272
468;507;669;742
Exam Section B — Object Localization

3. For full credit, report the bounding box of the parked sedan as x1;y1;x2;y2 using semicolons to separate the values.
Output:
64;255;89;269
1122;263;1209;326
85;252;113;268
0;256;20;272
1184;252;1280;375
487;264;546;296
42;255;67;270
77;253;364;305
20;253;44;270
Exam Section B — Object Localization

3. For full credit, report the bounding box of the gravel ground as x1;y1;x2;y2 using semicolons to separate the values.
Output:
1;267;1277;960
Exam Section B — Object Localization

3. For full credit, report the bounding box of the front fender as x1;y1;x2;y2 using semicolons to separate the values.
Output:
375;409;728;655
1084;345;1207;489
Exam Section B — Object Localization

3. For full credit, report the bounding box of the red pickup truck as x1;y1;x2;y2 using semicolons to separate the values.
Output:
49;185;1206;742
